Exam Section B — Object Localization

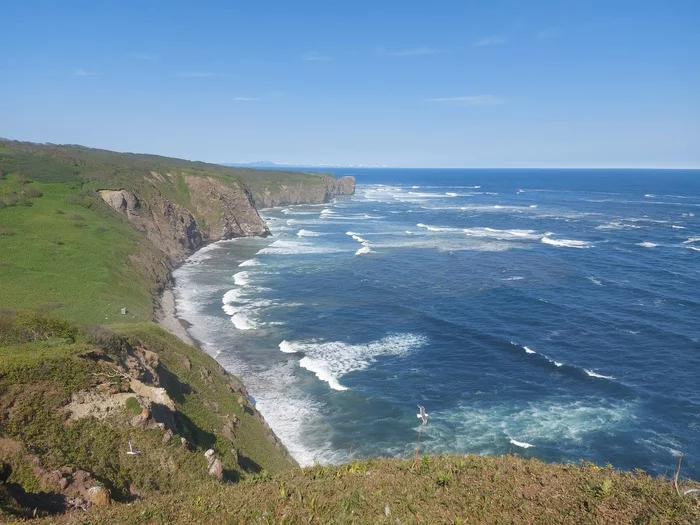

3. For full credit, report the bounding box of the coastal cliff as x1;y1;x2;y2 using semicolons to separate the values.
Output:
0;140;353;516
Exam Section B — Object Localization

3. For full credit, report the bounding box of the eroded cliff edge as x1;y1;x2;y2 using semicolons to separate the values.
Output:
96;169;355;304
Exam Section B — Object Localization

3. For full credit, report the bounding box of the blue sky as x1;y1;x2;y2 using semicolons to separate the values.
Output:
1;0;699;167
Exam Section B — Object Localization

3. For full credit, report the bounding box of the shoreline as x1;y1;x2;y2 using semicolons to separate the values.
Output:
154;286;197;347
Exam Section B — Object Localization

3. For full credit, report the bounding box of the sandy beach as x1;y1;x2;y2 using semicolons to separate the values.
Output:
155;287;196;346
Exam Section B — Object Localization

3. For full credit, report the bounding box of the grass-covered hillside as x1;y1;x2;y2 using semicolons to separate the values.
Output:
0;140;352;519
0;139;343;324
1;139;697;523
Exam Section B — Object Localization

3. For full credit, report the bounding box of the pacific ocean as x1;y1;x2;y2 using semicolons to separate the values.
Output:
173;168;700;479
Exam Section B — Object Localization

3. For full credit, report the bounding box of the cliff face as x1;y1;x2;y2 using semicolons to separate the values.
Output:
98;175;269;264
254;175;355;208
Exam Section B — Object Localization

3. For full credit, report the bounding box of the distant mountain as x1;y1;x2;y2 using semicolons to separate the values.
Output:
223;161;286;168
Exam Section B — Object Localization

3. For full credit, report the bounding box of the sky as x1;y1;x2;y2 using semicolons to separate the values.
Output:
1;0;699;168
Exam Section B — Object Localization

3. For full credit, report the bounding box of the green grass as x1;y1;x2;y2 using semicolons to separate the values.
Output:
33;455;700;524
0;317;295;519
0;181;154;324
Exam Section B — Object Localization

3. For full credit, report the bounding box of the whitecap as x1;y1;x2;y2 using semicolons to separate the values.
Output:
222;304;238;316
588;276;603;286
637;242;657;248
222;288;245;304
233;271;250;286
238;258;259;267
297;229;321;237
231;312;257;330
509;437;534;448
541;235;591;249
288;333;427;391
543;355;564;367
355;245;372;256
523;346;536;354
299;357;348;391
584;369;615;380
279;340;301;353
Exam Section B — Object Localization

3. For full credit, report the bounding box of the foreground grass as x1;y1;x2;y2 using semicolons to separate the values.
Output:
25;455;699;524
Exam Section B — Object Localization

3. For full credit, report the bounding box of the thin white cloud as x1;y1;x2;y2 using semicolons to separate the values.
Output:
537;27;562;39
74;68;95;76
233;97;261;102
474;35;507;47
302;51;330;61
427;95;506;106
131;52;156;60
377;46;446;57
175;72;216;78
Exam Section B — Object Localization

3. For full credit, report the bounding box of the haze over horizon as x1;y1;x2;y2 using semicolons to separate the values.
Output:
2;1;699;169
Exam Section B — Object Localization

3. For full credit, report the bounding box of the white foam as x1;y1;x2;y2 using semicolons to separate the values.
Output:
258;239;347;255
509;437;534;448
637;242;658;248
231;312;257;330
299;357;348;391
424;399;633;456
523;346;536;354
683;236;700;244
584;369;615;380
416;223;462;233
464;227;541;241
445;192;458;197
672;225;685;229
290;333;427;391
297;229;321;237
233;271;250;286
279;340;301;353
543;355;564;367
503;276;524;281
541;235;591;249
238;258;259;267
588;276;603;286
687;246;700;252
222;288;245;304
355;245;372;255
222;304;238;316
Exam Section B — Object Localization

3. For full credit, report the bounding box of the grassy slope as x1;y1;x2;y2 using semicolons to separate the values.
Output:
41;456;700;524
1;140;698;523
0;139;328;324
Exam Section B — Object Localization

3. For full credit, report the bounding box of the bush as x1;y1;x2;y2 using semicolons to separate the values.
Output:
0;311;77;344
84;324;124;355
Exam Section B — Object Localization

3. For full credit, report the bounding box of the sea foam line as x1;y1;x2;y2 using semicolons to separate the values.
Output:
278;333;427;391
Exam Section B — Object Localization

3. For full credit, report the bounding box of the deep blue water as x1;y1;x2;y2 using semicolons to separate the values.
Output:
173;169;700;479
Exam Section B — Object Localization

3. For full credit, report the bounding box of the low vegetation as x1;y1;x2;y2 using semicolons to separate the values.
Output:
1;139;698;523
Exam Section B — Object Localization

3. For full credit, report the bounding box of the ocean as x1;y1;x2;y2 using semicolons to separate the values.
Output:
172;168;700;479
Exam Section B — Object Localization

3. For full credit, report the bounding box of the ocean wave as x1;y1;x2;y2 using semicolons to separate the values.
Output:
233;271;251;286
282;333;427;391
588;276;603;286
297;229;321;237
637;242;658;248
238;258;259;267
463;227;541;241
222;288;246;304
509;437;534;448
231;312;257;330
346;231;372;255
258;239;348;255
416;223;462;233
541;234;591;249
584;369;615;380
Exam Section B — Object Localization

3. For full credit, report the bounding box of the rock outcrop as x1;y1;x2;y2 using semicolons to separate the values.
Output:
98;175;268;264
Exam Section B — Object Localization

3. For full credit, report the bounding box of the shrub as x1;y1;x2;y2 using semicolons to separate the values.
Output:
84;324;124;355
4;311;77;344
